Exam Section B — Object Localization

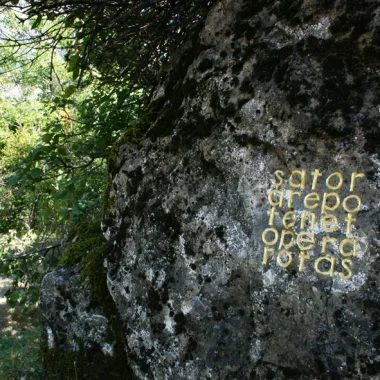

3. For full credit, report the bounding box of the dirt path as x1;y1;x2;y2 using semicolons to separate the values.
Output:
0;277;39;333
0;277;12;332
0;277;43;378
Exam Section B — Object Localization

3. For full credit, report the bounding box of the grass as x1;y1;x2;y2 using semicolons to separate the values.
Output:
0;278;44;380
0;327;43;379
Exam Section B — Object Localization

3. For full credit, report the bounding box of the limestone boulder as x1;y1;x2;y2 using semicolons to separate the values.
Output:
104;0;380;378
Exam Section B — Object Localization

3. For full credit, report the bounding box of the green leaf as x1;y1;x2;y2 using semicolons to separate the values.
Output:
52;135;60;145
31;14;42;29
7;175;20;186
71;143;80;151
57;146;67;155
31;168;43;178
41;133;54;143
28;288;40;304
68;54;79;72
64;15;75;28
54;189;68;200
31;148;41;159
58;208;70;221
72;67;80;81
64;85;76;98
53;124;64;132
7;290;19;308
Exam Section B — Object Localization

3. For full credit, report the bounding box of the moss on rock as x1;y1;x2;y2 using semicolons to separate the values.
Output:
59;221;104;267
42;221;136;379
41;342;135;380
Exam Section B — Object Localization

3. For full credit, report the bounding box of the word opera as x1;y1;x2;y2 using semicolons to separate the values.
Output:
261;169;366;279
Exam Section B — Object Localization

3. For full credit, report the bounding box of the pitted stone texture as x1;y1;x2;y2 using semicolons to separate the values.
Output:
39;267;112;357
104;0;380;379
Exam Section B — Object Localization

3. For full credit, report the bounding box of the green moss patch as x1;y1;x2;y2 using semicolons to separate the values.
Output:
59;221;104;266
43;221;136;379
41;342;135;380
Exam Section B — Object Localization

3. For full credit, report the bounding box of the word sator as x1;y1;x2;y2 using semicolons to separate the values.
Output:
261;169;365;279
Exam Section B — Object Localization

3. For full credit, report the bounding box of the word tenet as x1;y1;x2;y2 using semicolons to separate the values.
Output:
261;169;366;280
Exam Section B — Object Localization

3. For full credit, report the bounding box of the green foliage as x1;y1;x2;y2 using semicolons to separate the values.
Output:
59;221;108;305
59;221;105;267
12;0;215;93
0;7;143;241
0;9;129;306
81;245;108;303
0;329;44;379
0;228;57;307
59;221;109;306
0;1;216;377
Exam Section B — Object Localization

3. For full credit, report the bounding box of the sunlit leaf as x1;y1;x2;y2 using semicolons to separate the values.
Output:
41;133;54;143
68;54;79;72
64;85;76;98
72;66;80;80
31;14;42;29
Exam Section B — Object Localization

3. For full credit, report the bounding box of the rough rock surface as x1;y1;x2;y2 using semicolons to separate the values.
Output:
104;0;380;379
40;0;380;378
39;267;112;362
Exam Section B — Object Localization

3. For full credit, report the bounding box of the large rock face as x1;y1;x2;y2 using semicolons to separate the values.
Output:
104;0;380;378
39;0;380;378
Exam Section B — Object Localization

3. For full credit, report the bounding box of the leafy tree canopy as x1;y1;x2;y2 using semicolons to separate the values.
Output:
0;0;215;305
0;0;215;95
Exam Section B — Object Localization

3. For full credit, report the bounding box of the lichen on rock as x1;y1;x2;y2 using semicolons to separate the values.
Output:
40;0;380;378
39;222;135;379
102;0;380;378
